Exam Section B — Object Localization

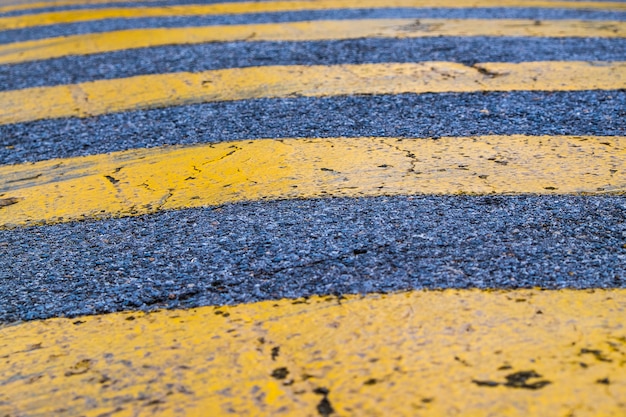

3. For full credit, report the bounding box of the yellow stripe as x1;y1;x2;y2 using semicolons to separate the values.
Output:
2;0;626;31
1;135;624;228
2;19;625;65
1;289;625;416
1;61;625;125
0;0;162;14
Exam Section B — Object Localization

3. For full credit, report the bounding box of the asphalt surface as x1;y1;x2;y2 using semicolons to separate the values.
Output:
3;38;626;91
2;8;626;44
0;3;624;324
1;91;624;165
1;196;625;322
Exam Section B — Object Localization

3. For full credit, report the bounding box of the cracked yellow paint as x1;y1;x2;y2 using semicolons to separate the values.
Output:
1;289;625;416
1;0;626;31
2;19;625;65
1;61;625;125
0;135;624;228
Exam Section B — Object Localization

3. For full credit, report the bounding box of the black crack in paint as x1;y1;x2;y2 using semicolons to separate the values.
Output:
4;174;42;183
64;359;92;377
104;175;120;185
580;348;613;362
504;371;551;389
472;64;507;78
313;387;335;417
596;377;610;385
473;370;551;390
363;378;378;385
271;367;289;380
472;379;500;387
353;248;367;255
454;356;471;366
271;346;280;361
0;197;20;208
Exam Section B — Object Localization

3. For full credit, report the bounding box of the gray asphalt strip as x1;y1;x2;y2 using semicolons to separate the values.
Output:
1;91;624;165
0;195;624;323
2;37;625;91
2;8;625;44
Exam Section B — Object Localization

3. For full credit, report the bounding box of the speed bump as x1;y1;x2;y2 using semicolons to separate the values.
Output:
2;0;626;31
1;289;625;416
1;135;624;228
1;61;625;125
2;19;624;65
1;0;625;415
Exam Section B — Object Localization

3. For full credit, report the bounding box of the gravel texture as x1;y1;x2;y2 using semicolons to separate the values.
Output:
2;7;625;44
1;195;625;322
0;3;624;323
2;37;625;91
1;91;624;165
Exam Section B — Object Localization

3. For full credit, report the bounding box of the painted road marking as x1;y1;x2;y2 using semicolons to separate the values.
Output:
1;2;624;416
2;19;625;65
1;289;624;416
0;135;624;228
0;0;163;14
1;0;626;31
1;61;625;125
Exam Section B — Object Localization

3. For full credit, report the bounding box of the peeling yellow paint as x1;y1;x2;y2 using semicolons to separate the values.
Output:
1;61;625;125
1;289;625;416
0;135;624;228
1;0;626;31
2;19;625;65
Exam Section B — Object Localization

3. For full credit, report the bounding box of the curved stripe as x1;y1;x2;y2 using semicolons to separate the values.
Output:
0;0;164;14
1;0;626;31
2;19;625;65
3;38;626;92
0;135;624;228
2;91;624;165
4;10;626;46
1;61;625;125
1;289;625;415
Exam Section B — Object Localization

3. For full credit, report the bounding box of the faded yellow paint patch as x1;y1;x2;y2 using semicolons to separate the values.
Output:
0;135;624;228
2;19;625;65
0;289;625;416
1;0;626;30
1;61;625;125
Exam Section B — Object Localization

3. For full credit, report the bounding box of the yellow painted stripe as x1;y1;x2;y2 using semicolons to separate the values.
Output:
0;135;624;228
2;61;625;126
1;289;625;416
0;0;162;14
2;19;625;65
2;0;626;31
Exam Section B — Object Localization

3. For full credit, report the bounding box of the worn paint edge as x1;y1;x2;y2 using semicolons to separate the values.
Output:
2;0;626;31
1;61;625;125
2;19;625;65
0;135;624;229
1;289;625;416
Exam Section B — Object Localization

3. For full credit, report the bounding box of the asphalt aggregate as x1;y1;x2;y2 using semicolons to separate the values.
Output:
0;3;624;324
3;37;626;91
2;8;625;44
1;91;624;165
1;196;625;322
